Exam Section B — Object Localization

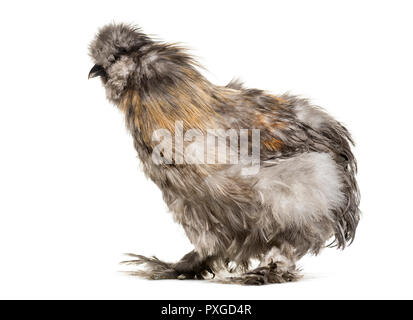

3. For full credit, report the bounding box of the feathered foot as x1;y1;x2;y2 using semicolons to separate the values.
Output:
121;254;178;279
225;262;301;285
121;250;214;280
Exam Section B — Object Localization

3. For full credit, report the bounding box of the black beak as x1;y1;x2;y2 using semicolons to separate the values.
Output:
88;64;106;79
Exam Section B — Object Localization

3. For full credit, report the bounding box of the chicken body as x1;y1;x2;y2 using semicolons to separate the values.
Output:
89;24;360;284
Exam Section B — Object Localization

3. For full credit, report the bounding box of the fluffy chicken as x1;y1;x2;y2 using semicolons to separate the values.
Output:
88;23;360;285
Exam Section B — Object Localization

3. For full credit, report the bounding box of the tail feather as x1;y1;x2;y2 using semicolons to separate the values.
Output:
319;122;361;248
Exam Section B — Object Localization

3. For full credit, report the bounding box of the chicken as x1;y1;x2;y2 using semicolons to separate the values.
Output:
88;23;360;285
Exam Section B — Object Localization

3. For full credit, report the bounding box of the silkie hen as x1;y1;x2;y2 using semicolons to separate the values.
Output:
88;23;360;285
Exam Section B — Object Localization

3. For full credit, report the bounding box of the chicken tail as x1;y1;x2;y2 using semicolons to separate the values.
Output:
325;122;361;249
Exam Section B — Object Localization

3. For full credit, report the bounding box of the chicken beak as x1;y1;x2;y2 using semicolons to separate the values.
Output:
88;64;106;79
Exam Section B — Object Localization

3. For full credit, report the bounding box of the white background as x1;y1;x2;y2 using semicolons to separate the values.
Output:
0;0;412;299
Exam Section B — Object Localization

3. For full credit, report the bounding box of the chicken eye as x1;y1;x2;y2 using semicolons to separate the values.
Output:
108;55;121;64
